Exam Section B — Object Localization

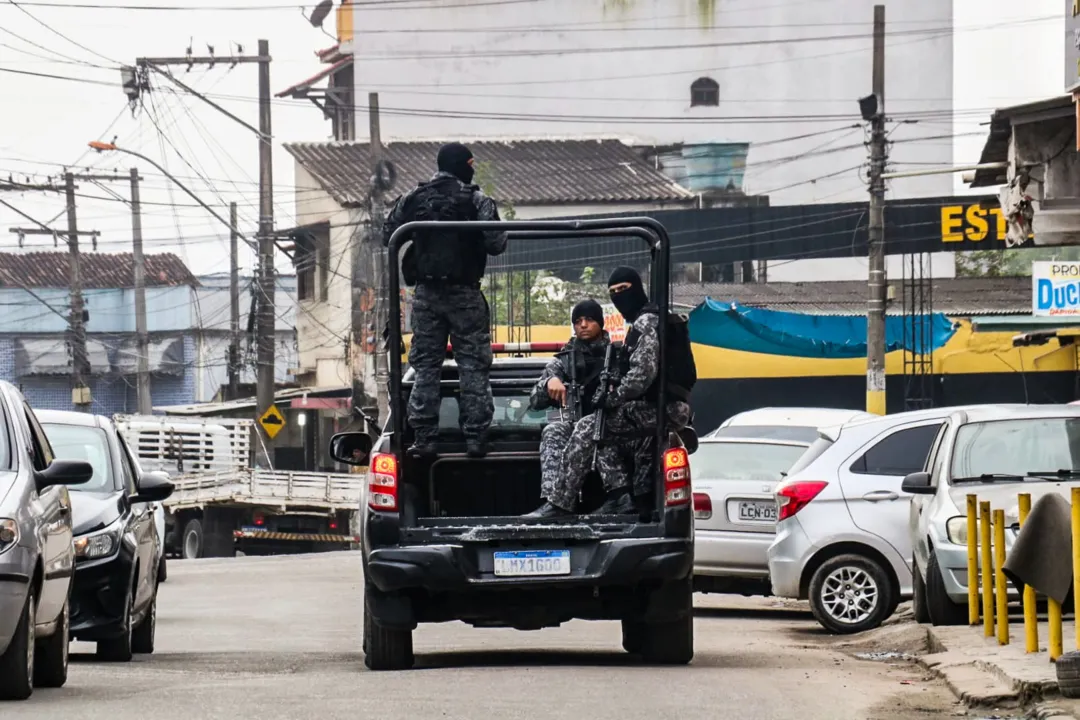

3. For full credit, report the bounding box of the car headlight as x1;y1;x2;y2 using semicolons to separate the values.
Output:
74;519;122;560
0;518;18;555
946;516;967;546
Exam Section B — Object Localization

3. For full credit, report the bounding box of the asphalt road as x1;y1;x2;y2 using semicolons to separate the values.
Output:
6;552;984;719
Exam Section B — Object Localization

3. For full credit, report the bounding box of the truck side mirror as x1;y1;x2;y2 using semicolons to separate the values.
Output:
330;432;373;466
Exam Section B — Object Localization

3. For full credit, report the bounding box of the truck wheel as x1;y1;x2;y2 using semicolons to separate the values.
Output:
809;554;895;635
621;619;644;655
34;597;69;688
926;553;967;626
0;588;35;700
181;519;203;560
363;587;414;671
639;578;694;665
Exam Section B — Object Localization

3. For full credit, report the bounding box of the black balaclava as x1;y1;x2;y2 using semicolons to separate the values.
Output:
571;299;605;328
607;266;649;322
437;142;475;184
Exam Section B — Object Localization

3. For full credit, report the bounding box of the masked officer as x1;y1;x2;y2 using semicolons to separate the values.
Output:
526;300;611;512
382;142;507;459
526;266;695;518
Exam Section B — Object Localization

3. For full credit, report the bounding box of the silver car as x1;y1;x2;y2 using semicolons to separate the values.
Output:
0;383;93;700
692;433;812;595
907;405;1080;626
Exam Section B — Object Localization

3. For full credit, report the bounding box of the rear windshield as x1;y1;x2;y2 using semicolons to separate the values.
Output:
711;425;823;443
438;390;547;430
691;441;809;481
785;436;835;476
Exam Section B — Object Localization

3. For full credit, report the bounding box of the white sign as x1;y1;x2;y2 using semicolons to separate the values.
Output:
601;303;627;342
1033;261;1080;316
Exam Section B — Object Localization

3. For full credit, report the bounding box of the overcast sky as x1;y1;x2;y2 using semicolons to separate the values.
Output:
0;0;1068;278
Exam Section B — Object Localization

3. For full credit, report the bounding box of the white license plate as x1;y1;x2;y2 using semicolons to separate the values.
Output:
738;501;777;522
493;550;571;577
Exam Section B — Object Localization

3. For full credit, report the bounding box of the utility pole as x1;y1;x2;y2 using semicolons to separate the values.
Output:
64;172;92;411
228;202;240;401
255;38;276;465
865;4;888;416
369;92;389;425
130;167;151;414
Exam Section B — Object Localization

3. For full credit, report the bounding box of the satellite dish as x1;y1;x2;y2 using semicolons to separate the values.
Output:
309;0;333;28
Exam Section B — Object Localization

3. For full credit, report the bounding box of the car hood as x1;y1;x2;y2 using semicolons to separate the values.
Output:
947;480;1080;526
70;491;124;535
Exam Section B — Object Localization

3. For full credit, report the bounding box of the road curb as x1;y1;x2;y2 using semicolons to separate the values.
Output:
920;625;1078;720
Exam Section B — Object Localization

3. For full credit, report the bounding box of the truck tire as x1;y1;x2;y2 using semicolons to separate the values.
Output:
0;588;35;700
34;597;69;688
181;519;203;560
639;578;694;665
363;587;414;671
926;553;967;627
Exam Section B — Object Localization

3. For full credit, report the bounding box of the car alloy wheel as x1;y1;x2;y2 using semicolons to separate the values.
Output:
820;565;880;626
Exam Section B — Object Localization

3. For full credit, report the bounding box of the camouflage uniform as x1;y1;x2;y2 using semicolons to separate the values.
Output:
383;171;507;445
529;332;611;502
547;312;691;511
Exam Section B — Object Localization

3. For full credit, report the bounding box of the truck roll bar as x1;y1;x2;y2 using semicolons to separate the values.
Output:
384;219;673;464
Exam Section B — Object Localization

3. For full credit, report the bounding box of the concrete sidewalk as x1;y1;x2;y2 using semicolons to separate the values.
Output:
922;618;1080;719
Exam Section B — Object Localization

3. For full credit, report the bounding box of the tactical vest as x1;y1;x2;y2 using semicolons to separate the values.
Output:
619;305;697;403
567;337;609;416
400;177;486;287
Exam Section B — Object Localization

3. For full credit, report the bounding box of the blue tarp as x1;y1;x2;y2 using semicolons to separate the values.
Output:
688;299;956;359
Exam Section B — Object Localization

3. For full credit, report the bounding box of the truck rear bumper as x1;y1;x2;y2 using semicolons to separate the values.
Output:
366;537;693;594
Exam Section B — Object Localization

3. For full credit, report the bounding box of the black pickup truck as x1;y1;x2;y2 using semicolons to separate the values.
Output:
331;218;697;671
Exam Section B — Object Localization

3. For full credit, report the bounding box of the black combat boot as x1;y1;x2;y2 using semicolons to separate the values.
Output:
523;501;573;519
407;438;437;459
591;488;635;515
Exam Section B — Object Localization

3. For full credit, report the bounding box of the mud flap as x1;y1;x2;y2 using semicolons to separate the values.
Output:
366;584;417;631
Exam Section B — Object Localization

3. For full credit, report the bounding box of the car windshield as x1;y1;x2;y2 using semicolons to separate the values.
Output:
41;423;114;492
438;390;547;430
691;441;809;481
950;417;1080;481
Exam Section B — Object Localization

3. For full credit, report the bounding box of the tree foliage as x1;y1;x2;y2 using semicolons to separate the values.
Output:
955;247;1080;277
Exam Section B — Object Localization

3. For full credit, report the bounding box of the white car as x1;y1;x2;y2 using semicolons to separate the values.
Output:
709;407;877;442
906;405;1080;626
767;405;1018;634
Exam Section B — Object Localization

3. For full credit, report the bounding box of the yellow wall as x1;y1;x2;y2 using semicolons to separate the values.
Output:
401;320;1078;380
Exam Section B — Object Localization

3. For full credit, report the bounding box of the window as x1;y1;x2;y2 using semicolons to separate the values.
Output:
116;435;138;495
317;231;330;302
850;423;943;476
23;404;54;472
40;423;114;491
690;77;719;107
438;391;547;432
950;417;1080;480
691;441;809;482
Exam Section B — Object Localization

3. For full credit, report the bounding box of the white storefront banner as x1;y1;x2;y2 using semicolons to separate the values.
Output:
1033;261;1080;316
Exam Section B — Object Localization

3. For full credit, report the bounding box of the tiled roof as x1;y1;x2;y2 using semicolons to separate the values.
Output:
0;252;198;289
673;277;1032;317
283;139;695;206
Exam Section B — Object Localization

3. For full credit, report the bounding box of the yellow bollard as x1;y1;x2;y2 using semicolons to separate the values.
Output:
967;494;980;626
993;509;1009;645
1073;487;1080;650
980;501;994;638
1051;599;1064;661
1018;493;1038;653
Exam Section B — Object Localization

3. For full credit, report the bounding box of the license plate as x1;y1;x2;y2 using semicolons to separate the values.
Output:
738;501;778;522
240;526;266;533
493;550;571;577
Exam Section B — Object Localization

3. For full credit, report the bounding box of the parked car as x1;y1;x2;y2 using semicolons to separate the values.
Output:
691;433;814;596
36;410;173;662
906;405;1080;626
0;384;93;700
708;407;876;442
767;405;1018;634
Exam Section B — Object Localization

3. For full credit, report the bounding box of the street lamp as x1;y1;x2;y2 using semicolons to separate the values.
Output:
88;141;252;248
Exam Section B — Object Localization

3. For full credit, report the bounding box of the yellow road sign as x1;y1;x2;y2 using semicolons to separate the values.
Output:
259;404;286;439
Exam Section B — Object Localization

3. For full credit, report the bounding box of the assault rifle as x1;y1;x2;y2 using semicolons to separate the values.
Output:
591;343;619;470
563;345;583;424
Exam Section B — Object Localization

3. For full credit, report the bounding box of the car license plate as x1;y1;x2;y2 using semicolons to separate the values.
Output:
738;501;777;522
240;526;266;533
493;550;571;577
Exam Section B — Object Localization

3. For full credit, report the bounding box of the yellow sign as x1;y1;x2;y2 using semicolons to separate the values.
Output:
940;203;1007;244
259;405;286;439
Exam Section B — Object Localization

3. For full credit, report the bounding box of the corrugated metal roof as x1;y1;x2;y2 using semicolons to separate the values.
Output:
0;252;198;289
673;277;1032;317
283;139;695;206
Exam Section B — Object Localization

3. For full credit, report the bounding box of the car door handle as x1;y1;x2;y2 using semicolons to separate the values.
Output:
862;491;899;502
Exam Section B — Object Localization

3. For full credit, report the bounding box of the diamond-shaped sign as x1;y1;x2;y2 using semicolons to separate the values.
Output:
259;404;286;439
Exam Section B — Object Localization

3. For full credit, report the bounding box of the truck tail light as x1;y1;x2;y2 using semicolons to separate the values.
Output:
368;453;398;512
776;481;828;522
692;492;712;520
664;447;691;507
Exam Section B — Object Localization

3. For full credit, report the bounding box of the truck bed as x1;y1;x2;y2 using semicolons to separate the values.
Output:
166;469;364;511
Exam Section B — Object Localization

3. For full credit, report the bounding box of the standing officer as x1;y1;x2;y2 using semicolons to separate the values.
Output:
382;142;507;459
526;300;611;513
527;267;695;517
